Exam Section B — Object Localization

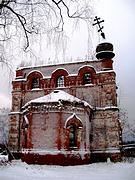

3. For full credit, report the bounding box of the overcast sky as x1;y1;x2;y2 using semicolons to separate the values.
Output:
96;0;135;125
0;0;135;126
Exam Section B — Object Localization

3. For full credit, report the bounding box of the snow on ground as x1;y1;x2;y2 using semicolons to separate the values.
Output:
0;155;8;161
0;160;135;180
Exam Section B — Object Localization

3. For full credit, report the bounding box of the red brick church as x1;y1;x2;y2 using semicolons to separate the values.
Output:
8;42;122;165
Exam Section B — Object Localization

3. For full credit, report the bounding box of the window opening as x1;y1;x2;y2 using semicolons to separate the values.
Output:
56;76;64;87
69;125;77;147
83;73;91;84
32;77;39;88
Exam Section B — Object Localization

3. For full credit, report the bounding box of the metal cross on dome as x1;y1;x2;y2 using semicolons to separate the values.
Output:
93;16;106;39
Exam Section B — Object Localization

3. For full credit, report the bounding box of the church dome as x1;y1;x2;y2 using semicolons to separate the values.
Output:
96;42;115;59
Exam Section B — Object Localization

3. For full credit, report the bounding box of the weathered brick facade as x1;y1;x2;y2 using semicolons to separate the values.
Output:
8;43;122;165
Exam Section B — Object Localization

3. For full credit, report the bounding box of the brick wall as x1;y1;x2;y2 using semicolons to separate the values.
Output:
9;58;121;163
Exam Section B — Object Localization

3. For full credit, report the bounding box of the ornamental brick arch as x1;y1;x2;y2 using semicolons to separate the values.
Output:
65;114;83;128
51;68;69;87
26;71;43;90
78;66;96;85
64;114;83;149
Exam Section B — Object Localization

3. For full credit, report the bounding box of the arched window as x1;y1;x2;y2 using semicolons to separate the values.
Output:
69;125;77;147
78;66;96;85
83;73;91;84
65;114;83;149
56;76;64;87
27;71;43;90
31;77;40;89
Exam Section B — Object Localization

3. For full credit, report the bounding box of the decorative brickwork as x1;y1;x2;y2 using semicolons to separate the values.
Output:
8;43;122;164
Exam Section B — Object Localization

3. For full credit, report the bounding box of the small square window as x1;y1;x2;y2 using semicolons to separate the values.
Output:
56;76;64;87
83;73;91;84
32;77;39;89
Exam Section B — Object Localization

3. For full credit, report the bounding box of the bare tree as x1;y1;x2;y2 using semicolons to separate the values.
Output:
0;0;94;51
119;108;135;143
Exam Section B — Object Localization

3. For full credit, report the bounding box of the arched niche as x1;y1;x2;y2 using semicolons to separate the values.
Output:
78;66;96;85
26;71;43;90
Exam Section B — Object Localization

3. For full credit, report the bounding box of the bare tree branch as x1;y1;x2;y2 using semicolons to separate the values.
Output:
0;0;94;46
0;0;95;68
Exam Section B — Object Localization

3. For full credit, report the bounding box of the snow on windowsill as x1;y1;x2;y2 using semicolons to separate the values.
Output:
31;88;43;91
84;83;94;86
9;111;21;115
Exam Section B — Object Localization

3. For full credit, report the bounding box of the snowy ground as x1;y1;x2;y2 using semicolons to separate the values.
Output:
0;159;135;180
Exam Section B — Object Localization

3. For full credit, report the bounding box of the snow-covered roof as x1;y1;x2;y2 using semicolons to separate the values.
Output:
23;90;92;109
96;70;115;74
